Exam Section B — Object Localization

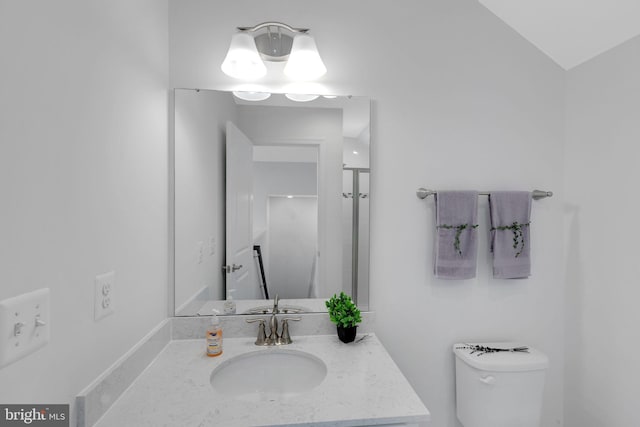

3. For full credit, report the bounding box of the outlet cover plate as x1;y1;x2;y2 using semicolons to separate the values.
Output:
94;271;115;321
0;288;51;369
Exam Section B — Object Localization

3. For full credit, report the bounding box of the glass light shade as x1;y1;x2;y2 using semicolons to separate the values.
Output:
285;93;320;102
232;91;271;101
221;32;267;80
283;34;327;80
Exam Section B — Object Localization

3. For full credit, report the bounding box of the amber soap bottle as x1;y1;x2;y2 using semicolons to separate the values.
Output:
206;310;223;357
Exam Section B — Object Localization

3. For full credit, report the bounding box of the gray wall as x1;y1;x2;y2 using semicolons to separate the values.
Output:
174;89;237;311
253;161;318;239
169;1;566;425
253;162;318;299
0;1;580;426
565;34;640;427
0;0;169;421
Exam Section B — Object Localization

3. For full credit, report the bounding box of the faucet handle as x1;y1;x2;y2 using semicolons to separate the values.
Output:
246;318;268;346
278;317;301;345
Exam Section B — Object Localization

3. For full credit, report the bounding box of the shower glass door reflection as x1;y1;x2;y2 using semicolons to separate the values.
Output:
342;168;370;306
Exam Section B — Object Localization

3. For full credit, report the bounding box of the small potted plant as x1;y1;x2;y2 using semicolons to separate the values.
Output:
325;292;362;343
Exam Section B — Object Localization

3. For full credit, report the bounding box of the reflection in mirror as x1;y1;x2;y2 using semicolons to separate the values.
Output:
173;89;370;316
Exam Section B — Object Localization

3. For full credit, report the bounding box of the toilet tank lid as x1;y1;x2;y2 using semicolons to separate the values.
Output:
453;342;549;372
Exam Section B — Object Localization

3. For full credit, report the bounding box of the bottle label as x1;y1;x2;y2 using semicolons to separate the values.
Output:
206;329;222;356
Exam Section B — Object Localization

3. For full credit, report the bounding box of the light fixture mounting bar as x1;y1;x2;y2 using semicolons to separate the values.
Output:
237;22;309;34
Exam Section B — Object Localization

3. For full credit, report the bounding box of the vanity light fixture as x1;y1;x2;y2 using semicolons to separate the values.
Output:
221;32;267;80
232;91;271;101
285;93;319;102
221;22;327;81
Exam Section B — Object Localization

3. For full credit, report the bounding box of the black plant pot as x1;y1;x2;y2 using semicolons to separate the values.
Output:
337;326;357;343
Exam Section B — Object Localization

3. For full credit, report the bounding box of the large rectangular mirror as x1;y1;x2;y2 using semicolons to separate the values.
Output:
173;89;370;316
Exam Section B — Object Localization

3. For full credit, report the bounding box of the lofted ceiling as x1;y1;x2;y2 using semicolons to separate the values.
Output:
478;0;640;69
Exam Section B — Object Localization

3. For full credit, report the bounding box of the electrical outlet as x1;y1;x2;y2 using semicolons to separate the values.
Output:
197;241;204;264
94;271;115;321
0;288;50;369
209;236;216;256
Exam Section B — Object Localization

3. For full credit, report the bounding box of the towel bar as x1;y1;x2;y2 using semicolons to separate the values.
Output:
416;188;553;200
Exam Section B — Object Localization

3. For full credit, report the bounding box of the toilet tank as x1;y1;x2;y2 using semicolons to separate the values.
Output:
453;342;548;427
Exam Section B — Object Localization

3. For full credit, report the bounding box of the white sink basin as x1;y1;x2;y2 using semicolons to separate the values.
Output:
210;349;327;401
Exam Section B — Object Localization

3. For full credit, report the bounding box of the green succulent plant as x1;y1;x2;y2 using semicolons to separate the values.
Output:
325;292;362;328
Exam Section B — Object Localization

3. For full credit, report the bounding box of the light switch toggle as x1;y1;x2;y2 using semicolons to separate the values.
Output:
13;322;25;336
0;288;51;368
35;315;46;327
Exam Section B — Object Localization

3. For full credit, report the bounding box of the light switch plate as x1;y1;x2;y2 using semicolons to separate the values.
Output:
94;271;115;321
0;288;50;369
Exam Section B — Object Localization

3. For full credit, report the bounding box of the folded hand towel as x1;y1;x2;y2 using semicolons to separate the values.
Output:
434;191;479;279
489;191;532;279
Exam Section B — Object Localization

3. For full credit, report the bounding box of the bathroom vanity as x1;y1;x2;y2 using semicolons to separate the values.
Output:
86;326;429;427
77;90;430;426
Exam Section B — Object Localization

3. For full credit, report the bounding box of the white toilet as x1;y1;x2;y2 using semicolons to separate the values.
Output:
453;342;548;427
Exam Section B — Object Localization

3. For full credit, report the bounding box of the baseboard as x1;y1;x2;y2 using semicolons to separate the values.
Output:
75;319;171;427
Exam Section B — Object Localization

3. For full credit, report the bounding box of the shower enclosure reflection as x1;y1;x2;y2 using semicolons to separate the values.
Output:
173;89;370;315
342;168;369;306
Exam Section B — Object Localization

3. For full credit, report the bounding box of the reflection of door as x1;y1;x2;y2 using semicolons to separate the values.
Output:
225;122;256;299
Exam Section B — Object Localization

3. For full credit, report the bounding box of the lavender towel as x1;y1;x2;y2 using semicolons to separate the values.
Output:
434;191;479;279
489;191;532;279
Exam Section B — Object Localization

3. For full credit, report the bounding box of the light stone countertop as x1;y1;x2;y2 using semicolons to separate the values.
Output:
94;334;430;427
193;298;329;316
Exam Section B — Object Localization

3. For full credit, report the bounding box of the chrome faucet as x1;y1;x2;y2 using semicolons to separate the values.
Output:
246;294;301;346
267;294;280;344
278;317;301;345
245;318;267;345
245;317;280;346
267;318;279;344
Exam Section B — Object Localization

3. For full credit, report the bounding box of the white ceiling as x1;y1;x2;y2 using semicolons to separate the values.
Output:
478;0;640;69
